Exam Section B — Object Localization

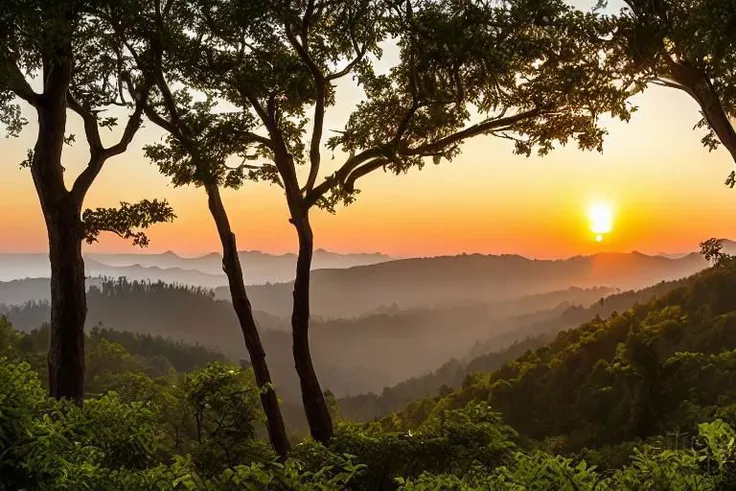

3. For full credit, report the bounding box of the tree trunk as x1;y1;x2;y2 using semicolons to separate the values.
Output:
290;211;334;444
31;49;86;403
45;198;87;404
205;184;290;459
669;61;736;162
35;187;87;404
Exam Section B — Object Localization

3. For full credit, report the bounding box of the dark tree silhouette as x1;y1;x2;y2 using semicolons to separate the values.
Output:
0;0;173;403
115;0;633;443
613;0;736;184
700;238;734;267
100;1;291;458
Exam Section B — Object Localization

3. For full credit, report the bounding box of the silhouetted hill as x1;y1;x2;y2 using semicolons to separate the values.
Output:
0;278;58;305
720;239;736;255
0;251;712;316
231;251;708;318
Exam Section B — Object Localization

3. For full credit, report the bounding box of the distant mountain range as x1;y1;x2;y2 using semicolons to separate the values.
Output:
2;242;733;318
0;249;392;285
1;243;730;400
227;250;714;318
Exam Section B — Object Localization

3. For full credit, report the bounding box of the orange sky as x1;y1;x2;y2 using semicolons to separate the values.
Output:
1;2;734;259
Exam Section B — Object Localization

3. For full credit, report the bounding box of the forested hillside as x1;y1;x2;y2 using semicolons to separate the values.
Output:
6;264;736;489
1;278;617;400
1;319;227;390
338;277;685;421
376;260;736;467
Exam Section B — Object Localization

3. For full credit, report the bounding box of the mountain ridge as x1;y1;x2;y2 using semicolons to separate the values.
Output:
233;249;710;318
0;249;394;285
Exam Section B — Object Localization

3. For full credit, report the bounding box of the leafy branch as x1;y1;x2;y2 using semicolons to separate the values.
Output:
82;199;176;247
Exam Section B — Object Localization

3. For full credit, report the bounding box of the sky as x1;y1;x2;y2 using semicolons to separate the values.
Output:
1;0;734;260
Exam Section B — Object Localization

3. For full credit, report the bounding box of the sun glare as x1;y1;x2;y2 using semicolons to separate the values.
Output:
588;202;614;241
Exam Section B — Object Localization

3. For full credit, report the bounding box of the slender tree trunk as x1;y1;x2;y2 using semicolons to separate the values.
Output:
31;50;86;403
205;184;290;459
290;210;334;444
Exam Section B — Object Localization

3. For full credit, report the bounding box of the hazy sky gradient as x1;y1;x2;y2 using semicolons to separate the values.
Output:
1;0;734;259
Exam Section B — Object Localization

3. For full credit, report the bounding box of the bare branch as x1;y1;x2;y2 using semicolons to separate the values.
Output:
326;14;369;82
238;86;273;132
145;104;178;137
238;132;271;150
304;146;386;207
326;49;367;81
391;0;419;145
651;77;688;91
103;88;149;159
66;91;104;154
302;0;317;42
70;83;150;205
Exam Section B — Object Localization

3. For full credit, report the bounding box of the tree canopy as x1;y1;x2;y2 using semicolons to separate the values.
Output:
106;0;639;444
612;0;736;181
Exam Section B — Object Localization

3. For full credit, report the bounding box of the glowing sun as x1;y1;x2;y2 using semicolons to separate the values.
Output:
588;202;614;242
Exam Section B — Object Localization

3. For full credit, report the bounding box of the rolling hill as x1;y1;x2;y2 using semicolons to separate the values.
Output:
231;250;709;318
337;276;686;422
0;278;615;401
374;259;736;458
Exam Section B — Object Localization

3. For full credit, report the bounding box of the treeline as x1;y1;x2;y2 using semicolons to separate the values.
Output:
0;278;285;354
3;278;622;403
338;277;685;422
1;317;226;392
375;260;736;467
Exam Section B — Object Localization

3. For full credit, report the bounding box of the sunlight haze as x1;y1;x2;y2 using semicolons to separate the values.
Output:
0;0;731;259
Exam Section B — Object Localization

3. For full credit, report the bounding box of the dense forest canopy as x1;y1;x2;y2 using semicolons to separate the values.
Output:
376;259;736;464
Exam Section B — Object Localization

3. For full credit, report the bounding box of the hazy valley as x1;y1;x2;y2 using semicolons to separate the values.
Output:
0;246;721;402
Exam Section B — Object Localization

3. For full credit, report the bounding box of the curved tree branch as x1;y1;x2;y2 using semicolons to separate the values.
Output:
70;83;150;205
304;146;386;207
344;158;388;193
407;108;544;156
0;51;41;107
285;22;325;194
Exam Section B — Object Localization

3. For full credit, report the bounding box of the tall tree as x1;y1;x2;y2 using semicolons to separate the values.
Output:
0;0;173;402
612;0;736;183
103;0;291;458
147;0;632;443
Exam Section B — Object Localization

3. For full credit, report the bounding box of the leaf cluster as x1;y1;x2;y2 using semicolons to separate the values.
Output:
82;199;175;247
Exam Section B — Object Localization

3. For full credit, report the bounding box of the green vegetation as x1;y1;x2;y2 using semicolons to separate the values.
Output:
379;259;736;464
2;0;736;485
6;260;736;489
339;277;685;423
